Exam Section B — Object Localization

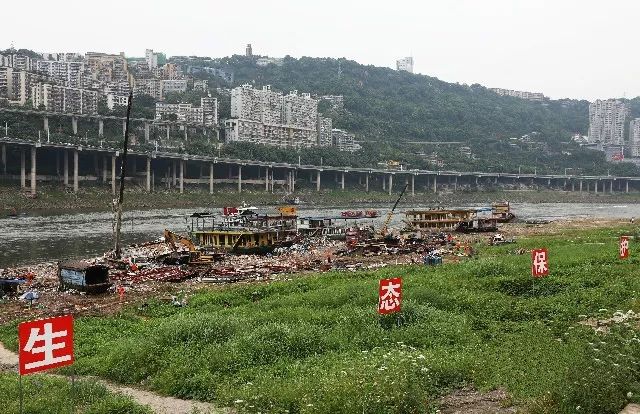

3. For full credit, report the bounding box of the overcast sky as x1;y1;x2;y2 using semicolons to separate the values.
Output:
2;0;637;101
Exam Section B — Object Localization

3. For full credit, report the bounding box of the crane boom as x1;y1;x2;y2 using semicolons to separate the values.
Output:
380;183;409;236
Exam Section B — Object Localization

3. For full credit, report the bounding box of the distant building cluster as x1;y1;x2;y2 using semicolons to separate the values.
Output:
584;99;640;160
396;57;414;73
0;47;218;127
225;84;358;151
155;97;218;127
489;88;544;102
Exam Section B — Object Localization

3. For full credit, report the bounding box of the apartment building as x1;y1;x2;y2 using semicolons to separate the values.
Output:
489;88;545;102
317;116;333;146
161;79;188;95
331;129;360;152
106;94;129;110
35;60;85;88
134;78;163;100
145;49;159;69
85;52;129;83
32;83;98;114
320;95;344;110
193;79;208;92
588;99;629;145
226;84;345;149
629;118;640;157
396;57;414;73
155;97;218;127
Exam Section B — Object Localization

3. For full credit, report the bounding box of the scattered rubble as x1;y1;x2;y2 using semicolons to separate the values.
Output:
579;310;640;334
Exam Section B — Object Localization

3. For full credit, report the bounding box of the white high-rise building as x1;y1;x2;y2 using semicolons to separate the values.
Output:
227;84;337;149
588;99;629;145
629;118;640;157
396;57;414;73
145;49;159;69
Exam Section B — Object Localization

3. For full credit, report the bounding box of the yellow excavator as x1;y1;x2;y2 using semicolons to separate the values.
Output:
379;183;409;237
163;229;213;264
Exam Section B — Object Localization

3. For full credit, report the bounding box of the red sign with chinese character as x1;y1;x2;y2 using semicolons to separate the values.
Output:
378;277;402;314
531;248;549;278
620;236;630;259
18;315;74;376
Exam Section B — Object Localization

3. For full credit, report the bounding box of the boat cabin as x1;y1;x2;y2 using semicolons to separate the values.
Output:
58;260;111;294
404;209;475;231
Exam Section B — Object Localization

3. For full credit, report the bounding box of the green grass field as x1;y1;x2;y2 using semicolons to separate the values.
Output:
0;373;151;413
2;225;640;413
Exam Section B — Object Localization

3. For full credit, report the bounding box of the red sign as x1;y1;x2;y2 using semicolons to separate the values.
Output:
223;207;238;216
620;236;630;259
18;315;74;375
531;248;549;278
378;277;402;314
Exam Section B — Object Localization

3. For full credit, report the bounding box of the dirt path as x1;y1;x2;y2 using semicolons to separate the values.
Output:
0;341;224;414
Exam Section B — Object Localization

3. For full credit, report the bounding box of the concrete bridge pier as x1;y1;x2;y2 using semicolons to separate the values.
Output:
571;180;575;192
411;174;415;196
179;160;184;194
166;125;170;140
144;122;150;142
30;146;36;195
73;149;79;193
265;168;270;191
627;180;630;193
454;175;458;191
365;173;369;192
102;157;108;183
237;165;242;193
316;170;321;192
341;171;345;191
146;157;151;192
594;180;598;194
433;175;437;193
579;180;583;193
72;117;78;135
20;150;25;188
111;156;116;195
63;151;69;187
98;119;104;137
172;161;177;188
122;120;126;137
382;174;386;191
388;174;393;195
210;163;214;194
1;144;6;174
43;116;49;134
610;180;614;194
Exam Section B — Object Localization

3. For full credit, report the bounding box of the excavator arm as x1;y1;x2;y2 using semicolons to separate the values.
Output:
379;183;409;237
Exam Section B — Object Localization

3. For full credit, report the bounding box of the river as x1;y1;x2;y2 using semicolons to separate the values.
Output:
1;203;638;268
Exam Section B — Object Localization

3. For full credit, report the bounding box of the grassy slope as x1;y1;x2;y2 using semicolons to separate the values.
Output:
2;226;640;413
0;373;151;413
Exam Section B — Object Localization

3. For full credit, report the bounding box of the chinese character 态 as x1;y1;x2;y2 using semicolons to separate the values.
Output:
378;278;402;314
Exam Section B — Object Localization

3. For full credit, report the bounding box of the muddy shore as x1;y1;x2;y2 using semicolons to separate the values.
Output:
1;182;640;214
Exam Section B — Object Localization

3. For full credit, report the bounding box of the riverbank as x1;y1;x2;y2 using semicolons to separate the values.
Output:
1;221;639;413
1;182;640;213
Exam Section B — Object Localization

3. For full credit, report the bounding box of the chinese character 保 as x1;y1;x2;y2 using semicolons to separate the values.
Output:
533;251;547;274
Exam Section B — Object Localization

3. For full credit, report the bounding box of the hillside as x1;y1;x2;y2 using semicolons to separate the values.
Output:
181;55;640;175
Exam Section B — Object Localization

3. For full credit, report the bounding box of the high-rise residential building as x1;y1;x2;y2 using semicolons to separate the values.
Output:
145;49;159;69
155;97;218;127
31;83;98;114
35;60;86;88
245;44;253;57
85;52;129;83
588;99;629;145
161;79;188;95
317;116;333;146
331;129;360;152
226;84;344;149
489;88;545;102
629;118;640;157
396;57;414;73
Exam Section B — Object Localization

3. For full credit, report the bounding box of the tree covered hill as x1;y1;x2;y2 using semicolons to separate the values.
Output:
206;55;590;143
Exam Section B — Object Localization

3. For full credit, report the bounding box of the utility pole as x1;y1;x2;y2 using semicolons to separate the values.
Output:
113;89;134;258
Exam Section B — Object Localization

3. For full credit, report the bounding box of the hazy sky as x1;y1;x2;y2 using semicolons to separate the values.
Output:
2;0;638;101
